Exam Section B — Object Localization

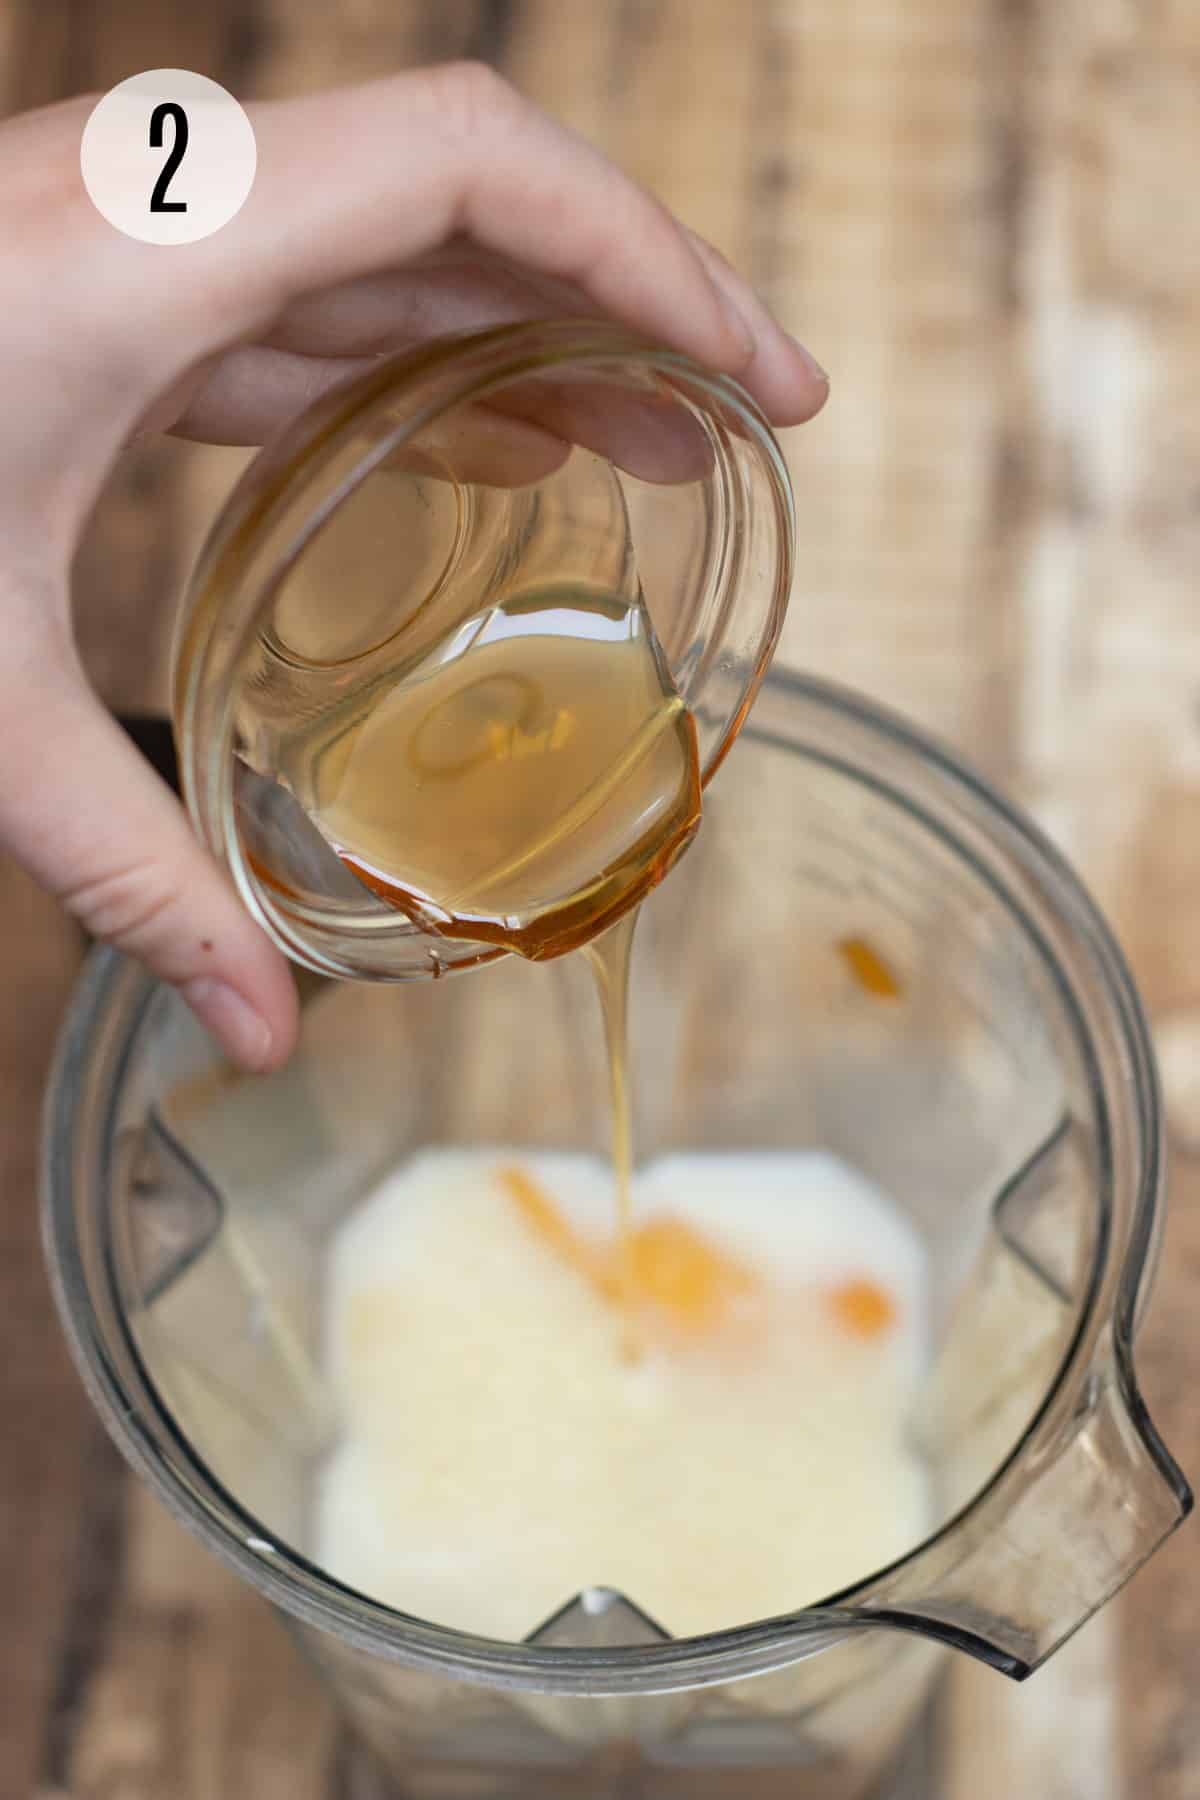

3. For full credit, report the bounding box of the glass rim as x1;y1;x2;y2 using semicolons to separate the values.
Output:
41;667;1183;1694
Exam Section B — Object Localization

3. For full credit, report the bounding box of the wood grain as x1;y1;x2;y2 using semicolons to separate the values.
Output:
2;0;1200;1795
0;863;88;1800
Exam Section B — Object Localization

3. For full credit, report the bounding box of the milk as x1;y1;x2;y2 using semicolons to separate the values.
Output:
315;1149;929;1643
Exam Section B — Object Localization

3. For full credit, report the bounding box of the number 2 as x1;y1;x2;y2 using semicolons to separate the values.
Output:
149;102;188;213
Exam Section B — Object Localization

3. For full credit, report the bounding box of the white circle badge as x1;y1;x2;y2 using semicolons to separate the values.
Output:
80;70;257;246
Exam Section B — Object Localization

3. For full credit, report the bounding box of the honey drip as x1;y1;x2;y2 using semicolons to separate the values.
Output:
267;586;701;1348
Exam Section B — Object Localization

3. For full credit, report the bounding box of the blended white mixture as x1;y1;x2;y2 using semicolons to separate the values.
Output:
315;1149;929;1642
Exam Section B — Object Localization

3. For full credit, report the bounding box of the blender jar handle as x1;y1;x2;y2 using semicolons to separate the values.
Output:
859;1337;1191;1680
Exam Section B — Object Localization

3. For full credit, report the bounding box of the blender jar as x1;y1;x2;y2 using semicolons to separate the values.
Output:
42;669;1191;1800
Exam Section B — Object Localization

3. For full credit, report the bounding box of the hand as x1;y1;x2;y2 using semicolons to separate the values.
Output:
0;66;828;1071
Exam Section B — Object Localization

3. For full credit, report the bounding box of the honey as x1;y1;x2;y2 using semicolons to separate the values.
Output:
265;586;700;963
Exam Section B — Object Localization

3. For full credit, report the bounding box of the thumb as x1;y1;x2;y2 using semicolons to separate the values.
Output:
1;644;298;1072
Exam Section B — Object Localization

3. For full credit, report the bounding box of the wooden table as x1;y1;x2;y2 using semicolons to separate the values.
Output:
3;2;1200;1794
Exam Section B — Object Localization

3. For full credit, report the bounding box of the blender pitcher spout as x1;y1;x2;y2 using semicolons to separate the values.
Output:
851;1341;1191;1681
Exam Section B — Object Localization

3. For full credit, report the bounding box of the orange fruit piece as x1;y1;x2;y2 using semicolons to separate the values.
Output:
837;935;903;1000
830;1277;897;1338
499;1164;617;1303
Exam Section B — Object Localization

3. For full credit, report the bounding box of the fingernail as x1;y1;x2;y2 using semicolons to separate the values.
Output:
794;339;830;387
183;977;273;1071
